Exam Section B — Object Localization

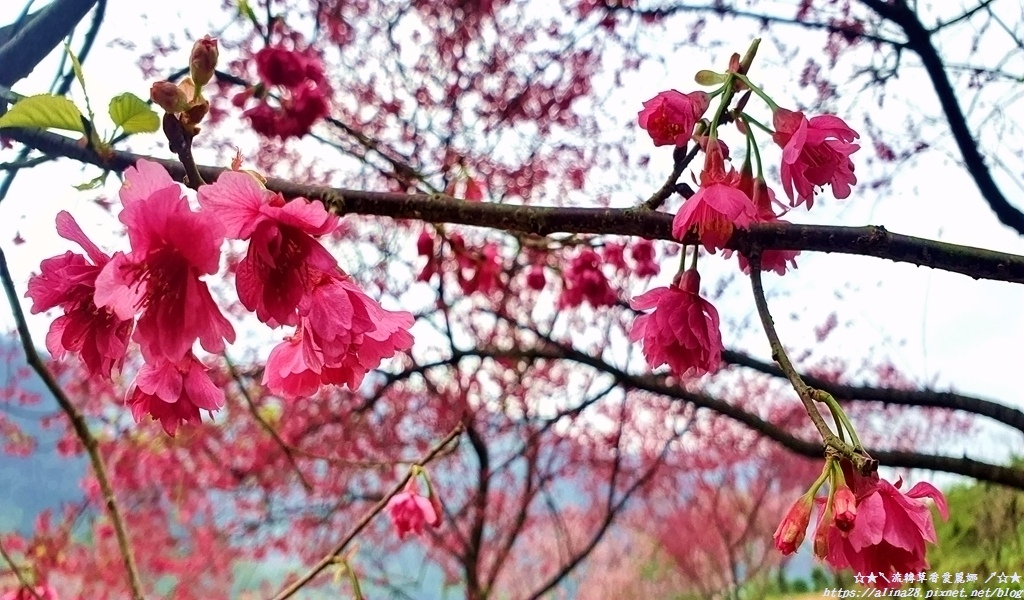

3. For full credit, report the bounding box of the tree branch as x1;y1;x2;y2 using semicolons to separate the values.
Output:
722;349;1024;436
0;0;99;87
2;125;1024;285
858;0;1024;235
0;246;145;599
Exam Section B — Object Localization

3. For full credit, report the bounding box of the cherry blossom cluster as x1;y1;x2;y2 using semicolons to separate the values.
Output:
630;61;859;379
232;44;332;139
26;161;414;435
774;459;948;589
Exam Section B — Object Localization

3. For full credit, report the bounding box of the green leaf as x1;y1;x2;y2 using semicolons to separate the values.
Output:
237;0;259;24
73;171;109;191
108;93;159;134
0;94;86;133
65;42;96;125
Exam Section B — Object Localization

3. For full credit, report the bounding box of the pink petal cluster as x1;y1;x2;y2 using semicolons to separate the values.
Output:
198;171;338;326
638;90;710;147
199;171;414;399
559;248;617;309
629;269;722;377
630;239;659;279
773;108;860;207
236;44;331;139
262;275;415;397
453;238;504;296
25;212;133;379
126;353;225;436
386;480;440;539
672;140;756;252
95;161;234;364
816;469;948;588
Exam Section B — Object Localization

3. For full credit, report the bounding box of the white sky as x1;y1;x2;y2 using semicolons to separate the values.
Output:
0;0;1021;479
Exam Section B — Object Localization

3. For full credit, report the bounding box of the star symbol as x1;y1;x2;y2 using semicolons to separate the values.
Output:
1011;573;1021;584
867;573;878;585
997;572;1009;583
854;573;865;584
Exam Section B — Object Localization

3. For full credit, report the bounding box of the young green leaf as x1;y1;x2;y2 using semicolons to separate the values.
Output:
109;93;160;134
65;42;96;126
0;94;86;133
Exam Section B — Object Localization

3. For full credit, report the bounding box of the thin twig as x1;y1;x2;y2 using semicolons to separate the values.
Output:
0;246;145;600
224;355;313;492
0;540;43;600
270;423;464;600
747;252;870;472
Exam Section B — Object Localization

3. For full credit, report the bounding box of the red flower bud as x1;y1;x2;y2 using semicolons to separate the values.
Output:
190;36;219;88
832;485;857;533
150;81;188;114
773;496;812;555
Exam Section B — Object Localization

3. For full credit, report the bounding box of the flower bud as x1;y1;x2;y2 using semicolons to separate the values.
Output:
832;485;857;532
773;496;812;555
190;36;219;89
150;81;188;113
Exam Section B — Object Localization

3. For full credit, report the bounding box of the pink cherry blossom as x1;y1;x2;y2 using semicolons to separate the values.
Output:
25;211;133;379
630;239;659;279
629;269;722;377
773;108;860;207
672;140;756;251
816;465;949;588
198;171;339;325
638;90;710;147
94;160;234;363
386;480;439;539
263;271;415;399
559;247;617;309
126;353;225;436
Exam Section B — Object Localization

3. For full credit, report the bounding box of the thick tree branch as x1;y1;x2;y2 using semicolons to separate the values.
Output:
441;343;1024;490
0;0;99;87
858;0;1024;235
722;349;1024;436
2;125;1024;285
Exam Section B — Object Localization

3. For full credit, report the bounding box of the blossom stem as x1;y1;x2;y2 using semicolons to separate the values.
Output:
733;73;779;111
0;247;146;600
747;253;867;468
815;390;863;450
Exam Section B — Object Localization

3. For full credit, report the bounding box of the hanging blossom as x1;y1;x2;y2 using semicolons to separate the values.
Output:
235;44;331;139
25;211;133;379
637;89;710;147
386;479;440;539
262;271;414;398
198;170;414;399
125;353;225;436
814;465;948;588
629;269;722;377
94;160;235;364
672;139;756;252
559;247;617;309
1;584;60;600
772;108;860;208
197;170;338;326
